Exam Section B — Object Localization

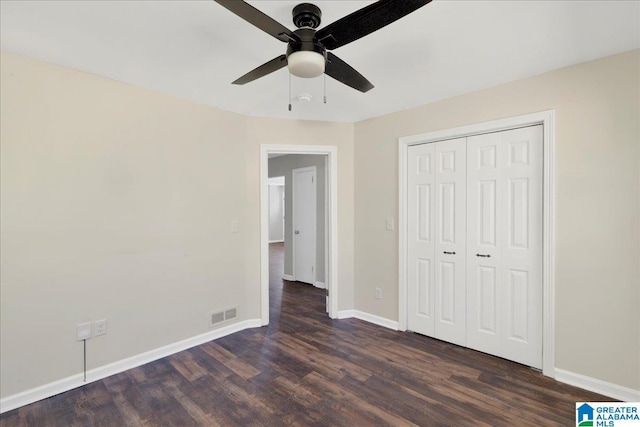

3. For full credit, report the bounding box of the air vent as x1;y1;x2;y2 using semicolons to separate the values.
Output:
210;311;225;325
209;306;238;328
224;307;237;321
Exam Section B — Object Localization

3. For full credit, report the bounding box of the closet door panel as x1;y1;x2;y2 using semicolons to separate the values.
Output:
466;134;502;355
434;138;466;346
407;143;436;336
500;126;543;369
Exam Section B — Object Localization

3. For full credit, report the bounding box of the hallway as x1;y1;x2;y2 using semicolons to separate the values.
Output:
268;242;326;330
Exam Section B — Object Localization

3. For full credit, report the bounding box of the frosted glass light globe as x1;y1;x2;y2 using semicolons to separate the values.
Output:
287;51;325;78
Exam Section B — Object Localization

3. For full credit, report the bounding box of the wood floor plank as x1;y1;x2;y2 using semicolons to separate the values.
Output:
0;242;616;426
162;380;222;427
303;371;419;427
167;351;209;382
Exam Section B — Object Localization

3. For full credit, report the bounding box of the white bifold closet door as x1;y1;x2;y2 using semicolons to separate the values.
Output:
407;125;543;369
407;142;436;337
407;137;467;346
466;125;543;368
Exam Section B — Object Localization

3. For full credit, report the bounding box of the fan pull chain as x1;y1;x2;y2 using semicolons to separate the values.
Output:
288;73;292;112
324;74;327;104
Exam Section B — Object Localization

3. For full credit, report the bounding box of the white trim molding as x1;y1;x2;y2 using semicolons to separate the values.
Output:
0;319;262;414
269;239;284;244
398;110;556;377
555;369;640;402
282;274;294;281
261;144;339;325
337;310;399;331
313;281;326;289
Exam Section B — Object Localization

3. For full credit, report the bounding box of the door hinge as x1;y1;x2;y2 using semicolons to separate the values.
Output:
312;176;314;184
312;266;314;273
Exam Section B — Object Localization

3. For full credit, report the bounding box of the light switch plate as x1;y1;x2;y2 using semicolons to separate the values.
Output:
386;218;394;231
231;220;239;233
76;322;91;341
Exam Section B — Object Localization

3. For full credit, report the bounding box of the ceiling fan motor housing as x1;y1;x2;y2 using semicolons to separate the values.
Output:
292;3;322;29
287;28;326;58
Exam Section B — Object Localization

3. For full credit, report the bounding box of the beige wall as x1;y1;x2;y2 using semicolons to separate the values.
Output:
0;51;354;398
354;49;640;391
1;46;637;400
0;51;247;397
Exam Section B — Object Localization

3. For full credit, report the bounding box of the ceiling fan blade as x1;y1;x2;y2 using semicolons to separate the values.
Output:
316;0;432;50
214;1;298;43
325;52;374;93
232;55;288;85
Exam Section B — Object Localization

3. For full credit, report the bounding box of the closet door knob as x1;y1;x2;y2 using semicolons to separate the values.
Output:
476;253;491;258
443;251;456;255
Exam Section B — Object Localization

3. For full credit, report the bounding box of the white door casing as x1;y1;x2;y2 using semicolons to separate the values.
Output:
260;144;338;325
292;166;317;285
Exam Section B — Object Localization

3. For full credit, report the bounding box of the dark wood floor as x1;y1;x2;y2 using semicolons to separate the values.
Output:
1;242;611;426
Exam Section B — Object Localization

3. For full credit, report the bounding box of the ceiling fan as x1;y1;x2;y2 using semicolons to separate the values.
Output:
214;0;432;93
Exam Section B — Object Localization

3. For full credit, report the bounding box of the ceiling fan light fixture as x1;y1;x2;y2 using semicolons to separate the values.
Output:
287;50;325;78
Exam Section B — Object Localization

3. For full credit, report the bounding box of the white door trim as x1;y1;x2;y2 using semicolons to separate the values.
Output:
398;110;556;377
260;144;338;325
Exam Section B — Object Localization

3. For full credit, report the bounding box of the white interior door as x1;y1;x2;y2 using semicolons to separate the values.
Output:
499;125;543;368
466;133;503;356
292;166;316;285
407;125;542;369
407;143;436;336
434;138;467;346
466;125;543;368
408;138;466;345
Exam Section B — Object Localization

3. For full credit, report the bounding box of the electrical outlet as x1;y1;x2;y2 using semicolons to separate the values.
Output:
231;220;239;233
94;319;107;336
375;288;382;299
76;322;92;341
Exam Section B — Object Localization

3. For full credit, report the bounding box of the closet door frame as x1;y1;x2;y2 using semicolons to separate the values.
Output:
398;110;556;378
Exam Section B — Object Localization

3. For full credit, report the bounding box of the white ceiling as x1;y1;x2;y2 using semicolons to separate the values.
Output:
1;1;638;123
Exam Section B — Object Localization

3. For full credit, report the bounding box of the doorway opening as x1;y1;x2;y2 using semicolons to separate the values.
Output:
260;145;338;326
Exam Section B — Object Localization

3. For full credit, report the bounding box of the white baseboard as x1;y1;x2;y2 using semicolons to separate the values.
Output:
313;281;326;289
337;310;399;331
11;316;639;413
282;274;294;281
0;319;263;414
555;368;640;401
337;309;356;319
269;240;284;244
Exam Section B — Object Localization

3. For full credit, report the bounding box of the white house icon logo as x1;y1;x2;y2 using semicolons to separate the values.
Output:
577;403;595;426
